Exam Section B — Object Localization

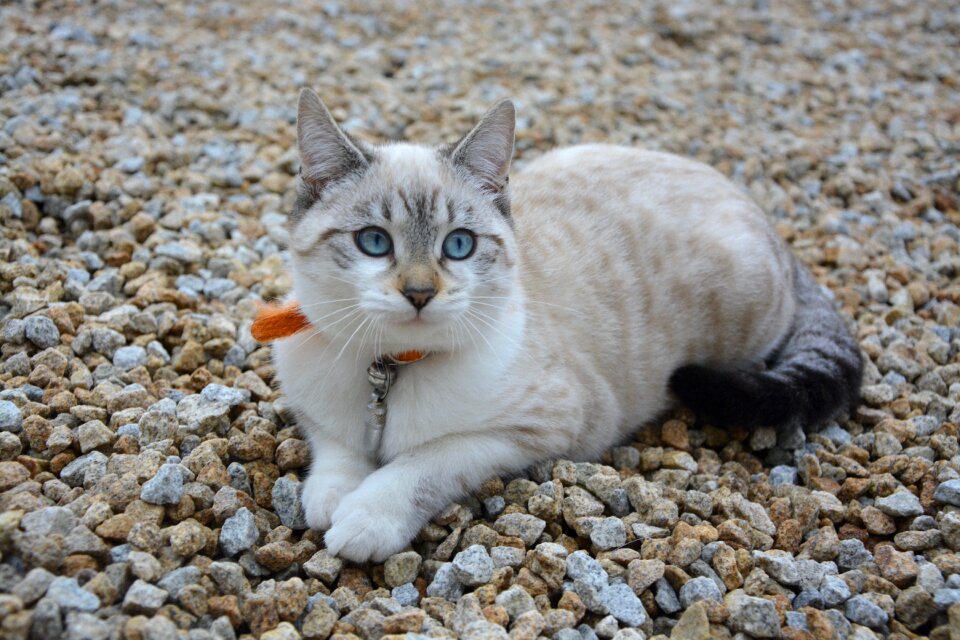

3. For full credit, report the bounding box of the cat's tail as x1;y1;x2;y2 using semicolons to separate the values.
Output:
668;262;863;430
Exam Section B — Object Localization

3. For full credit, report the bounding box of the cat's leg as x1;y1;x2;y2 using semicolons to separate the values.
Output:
325;428;568;562
300;431;375;530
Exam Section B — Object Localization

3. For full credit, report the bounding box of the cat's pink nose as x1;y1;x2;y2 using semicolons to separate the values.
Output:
403;286;435;310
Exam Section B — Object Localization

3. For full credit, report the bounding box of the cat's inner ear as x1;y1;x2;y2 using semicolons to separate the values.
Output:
297;89;369;194
449;100;516;194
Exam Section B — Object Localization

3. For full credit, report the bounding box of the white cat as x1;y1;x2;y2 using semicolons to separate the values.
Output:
272;90;862;562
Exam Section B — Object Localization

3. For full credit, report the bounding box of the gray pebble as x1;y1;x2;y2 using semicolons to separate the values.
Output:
727;590;780;638
845;595;888;629
271;476;307;530
113;345;147;370
91;327;125;357
12;567;55;604
875;490;923;517
426;562;463;601
933;479;960;507
769;465;798;486
0;400;23;433
46;576;100;612
452;544;494;586
392;583;420;607
590;517;627;550
31;598;64;639
566;550;609;590
679;576;722;607
65;612;111;640
494;585;536;618
21;506;78;536
838;539;873;570
654;578;681;615
934;588;960;609
24;315;60;348
140;463;185;505
201;383;251;407
157;566;201;598
599;582;648;626
122;579;168;614
220;507;259;556
821;574;851;606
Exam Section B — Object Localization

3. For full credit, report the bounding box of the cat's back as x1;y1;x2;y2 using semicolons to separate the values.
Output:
511;144;758;227
509;143;795;381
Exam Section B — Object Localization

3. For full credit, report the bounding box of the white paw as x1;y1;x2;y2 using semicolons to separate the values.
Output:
300;472;363;530
325;495;416;562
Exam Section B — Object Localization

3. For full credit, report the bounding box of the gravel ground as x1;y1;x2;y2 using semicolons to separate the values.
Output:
1;1;960;639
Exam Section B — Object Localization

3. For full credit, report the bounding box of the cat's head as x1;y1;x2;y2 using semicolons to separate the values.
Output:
287;89;519;354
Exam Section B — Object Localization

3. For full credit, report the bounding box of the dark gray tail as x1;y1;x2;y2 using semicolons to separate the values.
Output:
669;263;863;430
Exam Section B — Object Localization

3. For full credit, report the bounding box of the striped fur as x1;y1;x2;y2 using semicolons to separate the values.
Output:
274;94;863;562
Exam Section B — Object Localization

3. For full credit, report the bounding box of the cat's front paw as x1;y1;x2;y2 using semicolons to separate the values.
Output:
300;472;363;530
325;494;417;562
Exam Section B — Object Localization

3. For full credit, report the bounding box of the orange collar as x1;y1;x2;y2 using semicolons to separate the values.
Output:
251;300;425;363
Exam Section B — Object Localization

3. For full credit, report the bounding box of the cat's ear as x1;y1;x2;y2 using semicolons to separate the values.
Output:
297;89;370;194
449;100;515;194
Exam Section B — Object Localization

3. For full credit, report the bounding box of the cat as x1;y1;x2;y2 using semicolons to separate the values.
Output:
272;89;863;562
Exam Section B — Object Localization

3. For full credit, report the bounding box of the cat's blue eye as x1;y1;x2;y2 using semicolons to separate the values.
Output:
442;229;476;260
355;227;393;257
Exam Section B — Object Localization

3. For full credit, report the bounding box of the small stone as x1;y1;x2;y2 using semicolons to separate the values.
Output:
594;615;619;638
302;602;338;640
156;566;201;598
895;585;936;629
933;479;960;507
0;401;23;433
491;545;524;569
254;540;295;571
46;577;100;612
590;517;627;550
260;622;301;640
127;550;162;582
426;562;464;601
495;585;537;619
168;519;208;557
113;345;147;370
303;550;342;584
209;561;249;596
392;583;420;607
220;507;259;556
140;463;184;505
679;577;722;608
77;420;115;453
21;506;78;536
845;594;888;629
769;465;798;486
452;544;494;587
13;567;55;605
875;490;923;517
24;316;60;348
384;551;422;588
0;460;30;491
123;579;168;614
671;601;709;640
627;559;665;594
874;544;918;588
272;477;307;530
600;582;648;626
493;513;546;546
725;590;779;638
821;574;851;607
655;578;681;615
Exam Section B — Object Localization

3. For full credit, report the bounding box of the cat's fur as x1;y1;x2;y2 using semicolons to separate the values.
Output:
273;90;863;562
